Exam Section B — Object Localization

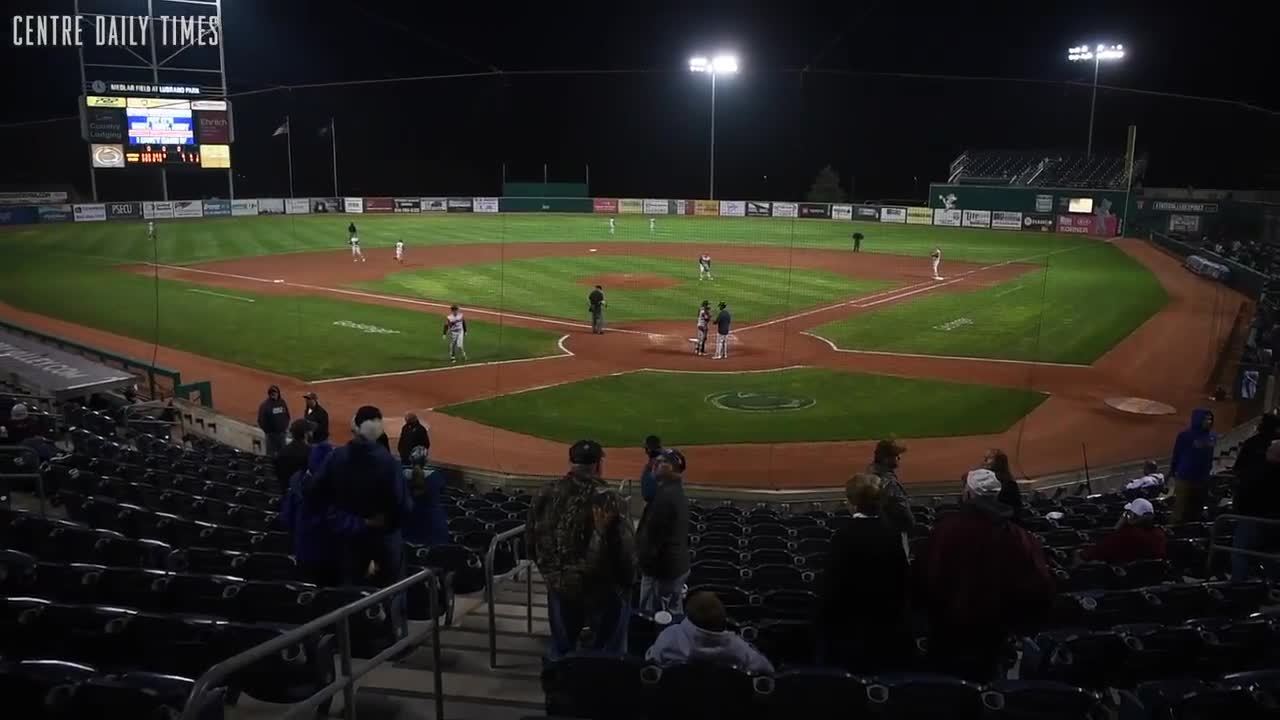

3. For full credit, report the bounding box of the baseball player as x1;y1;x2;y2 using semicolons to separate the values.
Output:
930;247;942;280
609;217;616;235
713;302;732;359
698;253;713;281
394;239;405;264
348;222;365;263
649;217;656;234
147;221;156;241
695;300;711;356
442;304;468;363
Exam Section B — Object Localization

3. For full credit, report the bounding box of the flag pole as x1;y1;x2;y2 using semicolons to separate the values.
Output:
285;114;294;198
330;117;339;197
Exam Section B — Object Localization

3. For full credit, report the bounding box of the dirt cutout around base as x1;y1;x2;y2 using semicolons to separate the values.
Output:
576;273;679;290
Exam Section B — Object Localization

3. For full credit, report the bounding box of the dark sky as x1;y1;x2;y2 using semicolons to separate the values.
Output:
2;0;1276;201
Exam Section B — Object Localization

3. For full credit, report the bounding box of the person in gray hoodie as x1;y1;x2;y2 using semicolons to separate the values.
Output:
645;591;774;674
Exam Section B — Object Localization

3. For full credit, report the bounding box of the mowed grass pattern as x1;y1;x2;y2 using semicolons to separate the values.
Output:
810;242;1168;364
440;368;1048;446
359;255;889;323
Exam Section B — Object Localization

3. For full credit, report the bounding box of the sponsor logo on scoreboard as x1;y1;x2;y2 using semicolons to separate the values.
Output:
91;143;125;168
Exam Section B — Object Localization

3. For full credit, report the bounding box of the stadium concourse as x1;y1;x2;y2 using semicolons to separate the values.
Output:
0;233;1245;490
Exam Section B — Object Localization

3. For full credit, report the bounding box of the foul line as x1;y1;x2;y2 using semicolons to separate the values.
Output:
311;334;575;385
800;332;1092;368
185;288;255;303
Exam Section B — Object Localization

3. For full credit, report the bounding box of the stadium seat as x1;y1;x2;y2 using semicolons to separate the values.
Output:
749;619;816;667
167;573;244;616
218;621;336;704
0;549;39;594
233;580;318;624
414;543;485;594
95;567;174;611
689;560;747;587
0;659;98;720
690;545;745;564
641;662;759;719
764;668;869;718
1022;630;1144;688
543;654;646;719
755;589;818;620
745;535;794;553
867;673;987;720
745;548;797;568
741;564;809;592
31;562;104;604
312;587;402;658
986;679;1106;720
68;670;225;720
793;525;834;541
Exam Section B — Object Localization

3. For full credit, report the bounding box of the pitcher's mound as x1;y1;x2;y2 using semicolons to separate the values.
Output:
577;273;678;290
1105;397;1177;416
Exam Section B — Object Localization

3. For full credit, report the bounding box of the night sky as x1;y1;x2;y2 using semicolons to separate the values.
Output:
2;0;1276;201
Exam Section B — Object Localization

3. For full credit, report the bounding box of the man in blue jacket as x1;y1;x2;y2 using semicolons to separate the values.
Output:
638;435;664;503
1170;407;1217;524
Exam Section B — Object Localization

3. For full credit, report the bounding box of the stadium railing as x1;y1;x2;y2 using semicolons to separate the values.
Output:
179;566;445;720
484;523;534;668
1206;513;1280;576
1149;231;1271;295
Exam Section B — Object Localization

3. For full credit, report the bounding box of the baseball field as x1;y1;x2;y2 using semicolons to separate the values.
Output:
0;212;1244;487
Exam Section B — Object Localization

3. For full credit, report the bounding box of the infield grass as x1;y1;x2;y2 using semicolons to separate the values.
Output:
438;367;1047;446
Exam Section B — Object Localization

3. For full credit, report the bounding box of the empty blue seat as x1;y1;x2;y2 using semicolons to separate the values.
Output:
867;673;986;720
642;662;759;718
765;667;869;718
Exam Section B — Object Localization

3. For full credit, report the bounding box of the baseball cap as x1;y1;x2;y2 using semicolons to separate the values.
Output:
658;448;687;473
965;468;1002;496
10;403;29;421
1123;498;1155;516
302;391;318;400
875;438;907;457
569;439;605;464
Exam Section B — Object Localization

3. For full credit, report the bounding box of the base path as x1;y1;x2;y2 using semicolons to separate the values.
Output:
6;238;1246;490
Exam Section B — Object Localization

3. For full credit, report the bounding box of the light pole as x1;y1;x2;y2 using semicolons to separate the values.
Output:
689;53;739;199
1068;44;1125;156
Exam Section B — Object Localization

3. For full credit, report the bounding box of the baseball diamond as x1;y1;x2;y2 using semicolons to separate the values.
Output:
0;212;1245;487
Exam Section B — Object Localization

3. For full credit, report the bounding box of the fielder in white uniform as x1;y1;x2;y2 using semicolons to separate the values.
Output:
698;254;714;281
930;247;942;280
348;222;364;262
694;301;711;356
147;221;156;241
609;217;616;235
394;239;405;264
442;305;468;363
649;217;656;234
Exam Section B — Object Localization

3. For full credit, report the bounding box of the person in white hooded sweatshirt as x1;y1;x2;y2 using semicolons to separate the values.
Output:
645;591;774;674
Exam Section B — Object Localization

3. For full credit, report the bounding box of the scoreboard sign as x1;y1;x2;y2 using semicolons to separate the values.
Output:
80;94;233;170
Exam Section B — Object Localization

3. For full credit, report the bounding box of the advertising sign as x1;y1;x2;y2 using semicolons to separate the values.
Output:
906;207;933;225
231;199;259;216
668;200;683;215
257;198;285;215
799;203;831;219
879;207;907;223
106;201;142;219
421;197;447;212
593;198;618;214
1021;213;1054;231
1057;214;1117;235
962;209;992;228
746;201;772;217
1169;214;1201;233
1035;194;1054;213
933;208;962;227
473;197;499;213
719;200;746;217
675;200;690;215
855;206;879;219
991;211;1023;230
37;205;73;223
392;198;419;213
694;200;720;216
771;202;798;218
91;143;126;168
830;204;853;220
85;107;126;143
196;111;230;144
342;197;363;213
618;198;644;214
286;198;311;214
143;201;174;219
312;198;341;213
1150;200;1219;213
0;207;38;225
363;198;394;213
643;198;668;215
172;200;203;218
446;198;473;213
0;192;69;205
73;203;107;222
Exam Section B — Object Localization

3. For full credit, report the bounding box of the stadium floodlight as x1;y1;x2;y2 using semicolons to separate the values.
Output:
689;53;740;198
1067;43;1126;155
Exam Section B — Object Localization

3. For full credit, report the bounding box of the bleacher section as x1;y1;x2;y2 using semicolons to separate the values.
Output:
949;150;1144;189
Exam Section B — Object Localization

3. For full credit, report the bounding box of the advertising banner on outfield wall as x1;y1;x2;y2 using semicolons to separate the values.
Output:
618;198;644;214
311;198;341;213
933;208;962;227
392;198;419;213
677;200;691;215
363;198;394;213
593;198;618;214
991;211;1023;230
0;191;67;206
799;203;831;219
0;206;37;225
258;198;285;215
204;200;231;217
830;204;853;220
172;200;203;218
473;197;499;213
962;209;992;228
644;199;668;215
855;206;879;219
37;205;73;223
746;201;772;217
694;200;719;216
771;202;798;218
73;204;107;222
286;198;312;214
143;202;174;219
446;198;473;213
1169;214;1201;233
342;197;363;213
906;207;932;225
879;207;907;223
232;199;260;216
1057;213;1117;235
720;200;746;217
421;198;446;212
667;200;682;215
1022;213;1054;231
106;202;141;219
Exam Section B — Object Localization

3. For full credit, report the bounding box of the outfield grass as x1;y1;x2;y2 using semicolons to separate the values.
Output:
439;367;1047;446
358;255;889;323
809;242;1168;364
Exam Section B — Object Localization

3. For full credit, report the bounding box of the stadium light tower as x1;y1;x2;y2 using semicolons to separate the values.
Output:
689;53;739;199
1068;43;1125;156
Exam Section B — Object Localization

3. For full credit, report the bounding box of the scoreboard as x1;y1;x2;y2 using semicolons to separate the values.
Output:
81;94;233;170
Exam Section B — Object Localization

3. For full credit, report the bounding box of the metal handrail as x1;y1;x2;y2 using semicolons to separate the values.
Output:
1206;513;1280;576
484;523;533;668
0;445;46;513
180;567;444;720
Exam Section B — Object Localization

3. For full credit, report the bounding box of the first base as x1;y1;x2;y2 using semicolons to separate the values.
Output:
589;248;598;253
273;279;284;284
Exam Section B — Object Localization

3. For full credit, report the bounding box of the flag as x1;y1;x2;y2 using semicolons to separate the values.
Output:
272;119;289;137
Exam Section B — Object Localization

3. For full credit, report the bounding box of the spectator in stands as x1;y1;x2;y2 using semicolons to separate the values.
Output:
256;385;291;456
915;468;1055;682
636;448;690;615
1231;416;1280;580
1076;498;1167;565
273;418;313;494
645;591;774;674
638;434;664;502
403;446;449;547
818;473;912;672
397;412;430;466
308;405;411;587
982;448;1022;513
1;402;32;443
1125;460;1166;494
280;441;364;586
867;438;915;538
1169;408;1217;524
302;392;329;443
528;439;634;659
